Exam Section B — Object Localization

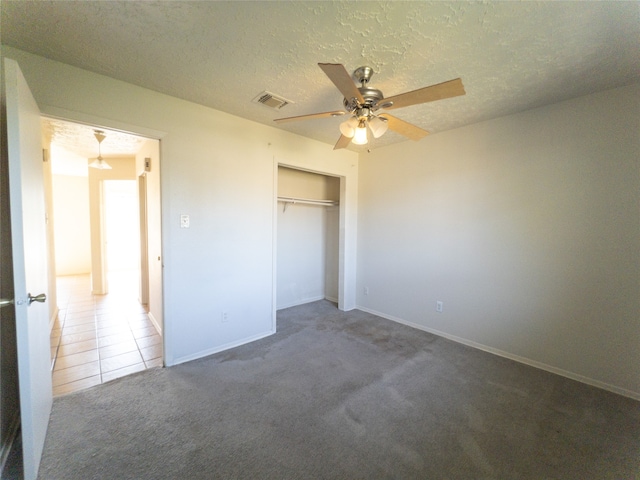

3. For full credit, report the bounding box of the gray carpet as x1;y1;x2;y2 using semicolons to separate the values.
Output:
38;301;640;479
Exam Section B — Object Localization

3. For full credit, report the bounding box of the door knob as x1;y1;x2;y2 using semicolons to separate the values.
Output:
28;293;46;305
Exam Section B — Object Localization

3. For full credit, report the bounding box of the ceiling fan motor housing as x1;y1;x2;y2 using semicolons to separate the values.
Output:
342;66;390;117
354;66;374;84
343;86;384;114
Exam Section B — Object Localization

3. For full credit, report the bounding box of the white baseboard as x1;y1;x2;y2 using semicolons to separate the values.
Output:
168;329;276;367
148;311;162;336
0;412;20;476
276;295;325;311
324;296;338;304
357;305;640;401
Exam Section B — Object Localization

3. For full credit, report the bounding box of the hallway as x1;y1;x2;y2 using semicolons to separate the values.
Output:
50;272;162;396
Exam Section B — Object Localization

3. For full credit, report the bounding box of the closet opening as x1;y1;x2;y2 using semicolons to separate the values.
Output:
275;166;340;311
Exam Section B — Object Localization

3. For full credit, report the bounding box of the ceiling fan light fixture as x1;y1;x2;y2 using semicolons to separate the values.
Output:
352;119;368;145
368;116;389;138
339;116;358;138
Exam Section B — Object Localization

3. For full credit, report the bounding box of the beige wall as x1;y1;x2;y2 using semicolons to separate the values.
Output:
357;83;640;398
278;166;340;201
51;174;91;276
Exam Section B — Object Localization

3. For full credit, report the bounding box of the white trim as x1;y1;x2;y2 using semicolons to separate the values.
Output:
148;311;162;336
275;160;353;312
324;296;338;304
271;157;278;333
276;295;325;311
169;329;275;367
357;305;640;401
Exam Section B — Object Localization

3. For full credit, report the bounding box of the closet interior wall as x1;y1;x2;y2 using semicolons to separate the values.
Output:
276;167;339;310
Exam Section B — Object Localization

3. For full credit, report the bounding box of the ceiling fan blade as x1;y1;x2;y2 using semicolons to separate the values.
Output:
333;134;352;150
274;110;346;124
379;114;429;141
318;63;365;104
382;78;465;110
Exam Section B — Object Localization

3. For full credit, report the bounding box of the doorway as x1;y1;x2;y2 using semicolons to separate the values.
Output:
104;180;140;274
45;118;163;396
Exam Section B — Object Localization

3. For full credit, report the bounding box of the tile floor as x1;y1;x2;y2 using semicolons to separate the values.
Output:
50;271;162;396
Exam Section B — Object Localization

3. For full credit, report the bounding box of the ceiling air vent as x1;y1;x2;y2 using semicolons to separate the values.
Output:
253;91;293;110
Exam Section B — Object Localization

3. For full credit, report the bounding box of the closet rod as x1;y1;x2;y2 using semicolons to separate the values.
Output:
277;196;338;207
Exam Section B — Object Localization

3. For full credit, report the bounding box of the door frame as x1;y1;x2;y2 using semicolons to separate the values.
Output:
138;173;150;306
40;106;166;354
272;155;358;330
274;165;343;311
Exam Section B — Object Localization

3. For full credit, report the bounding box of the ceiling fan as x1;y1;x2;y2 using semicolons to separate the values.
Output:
274;63;465;150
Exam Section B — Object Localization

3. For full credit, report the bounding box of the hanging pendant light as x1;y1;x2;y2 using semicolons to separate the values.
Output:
88;130;112;170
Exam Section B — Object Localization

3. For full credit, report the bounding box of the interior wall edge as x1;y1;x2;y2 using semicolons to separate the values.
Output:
148;311;162;337
357;305;640;402
271;155;278;335
48;306;59;334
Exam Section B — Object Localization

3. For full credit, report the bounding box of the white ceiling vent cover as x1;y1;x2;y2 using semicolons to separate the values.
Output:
253;91;293;110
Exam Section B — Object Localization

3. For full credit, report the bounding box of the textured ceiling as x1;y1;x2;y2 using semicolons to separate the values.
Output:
42;118;146;158
2;1;639;153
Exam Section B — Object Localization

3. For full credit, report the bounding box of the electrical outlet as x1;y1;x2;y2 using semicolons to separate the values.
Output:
436;301;443;313
221;311;229;323
364;287;369;296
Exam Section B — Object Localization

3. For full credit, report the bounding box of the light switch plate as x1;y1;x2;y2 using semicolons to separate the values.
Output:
180;214;190;228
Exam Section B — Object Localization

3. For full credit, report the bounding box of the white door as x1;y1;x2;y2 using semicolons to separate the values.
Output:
4;58;53;480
